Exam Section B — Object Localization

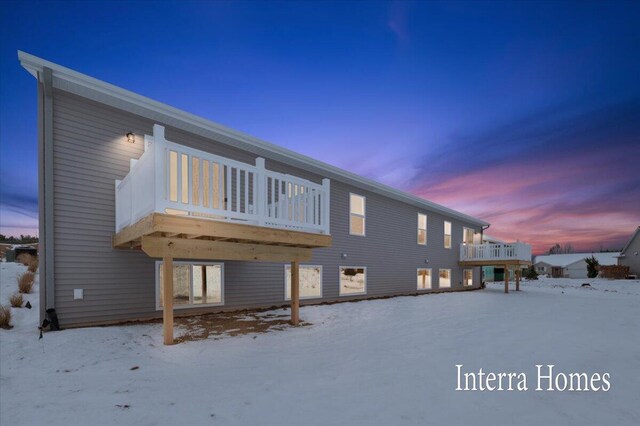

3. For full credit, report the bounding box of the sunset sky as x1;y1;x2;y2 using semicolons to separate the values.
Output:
1;1;638;254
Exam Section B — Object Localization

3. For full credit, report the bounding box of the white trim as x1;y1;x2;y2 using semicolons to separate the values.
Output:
417;268;432;290
438;268;452;289
417;213;427;246
17;50;489;228
283;264;323;301
339;266;367;296
463;269;473;287
155;260;225;310
349;193;366;237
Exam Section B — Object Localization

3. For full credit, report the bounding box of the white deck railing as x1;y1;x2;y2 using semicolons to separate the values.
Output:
115;124;330;235
460;242;531;262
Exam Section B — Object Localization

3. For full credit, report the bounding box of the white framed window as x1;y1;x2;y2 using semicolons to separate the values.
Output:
418;213;427;245
284;265;323;300
444;221;452;249
156;261;224;310
339;266;367;296
349;193;366;236
463;227;475;245
417;268;432;290
439;269;451;288
463;269;473;286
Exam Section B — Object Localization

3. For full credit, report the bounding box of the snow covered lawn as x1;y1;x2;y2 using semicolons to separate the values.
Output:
1;264;639;425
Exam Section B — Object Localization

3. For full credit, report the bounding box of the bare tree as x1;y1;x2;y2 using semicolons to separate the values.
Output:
549;243;562;254
549;243;574;254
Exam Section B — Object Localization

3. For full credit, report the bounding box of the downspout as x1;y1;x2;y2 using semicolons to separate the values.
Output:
480;224;490;287
38;66;55;322
480;224;490;242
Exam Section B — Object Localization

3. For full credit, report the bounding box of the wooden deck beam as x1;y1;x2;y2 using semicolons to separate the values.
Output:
141;236;313;262
114;213;332;249
112;214;155;248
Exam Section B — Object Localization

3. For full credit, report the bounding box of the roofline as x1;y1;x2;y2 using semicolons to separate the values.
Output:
619;226;640;255
17;50;489;227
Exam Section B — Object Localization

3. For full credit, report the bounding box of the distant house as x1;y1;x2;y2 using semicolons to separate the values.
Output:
534;252;620;279
617;226;640;276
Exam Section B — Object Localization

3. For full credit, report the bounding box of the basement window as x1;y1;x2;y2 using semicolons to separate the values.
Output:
439;269;451;288
417;268;432;290
339;266;367;296
464;269;473;286
349;193;366;236
284;265;323;300
156;261;224;309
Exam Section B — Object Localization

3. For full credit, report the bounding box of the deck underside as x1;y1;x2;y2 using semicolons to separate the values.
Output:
113;213;332;262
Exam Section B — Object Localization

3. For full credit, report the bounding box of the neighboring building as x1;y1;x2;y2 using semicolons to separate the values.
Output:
617;226;640;276
18;52;531;343
534;252;620;278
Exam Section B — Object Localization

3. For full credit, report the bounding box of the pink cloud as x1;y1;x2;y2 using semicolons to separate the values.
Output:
409;150;638;254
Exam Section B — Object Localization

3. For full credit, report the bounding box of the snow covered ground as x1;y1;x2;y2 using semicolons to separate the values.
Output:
1;263;639;425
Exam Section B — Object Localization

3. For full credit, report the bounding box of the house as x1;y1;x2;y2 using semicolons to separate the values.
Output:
617;226;640;276
18;51;532;344
534;252;620;278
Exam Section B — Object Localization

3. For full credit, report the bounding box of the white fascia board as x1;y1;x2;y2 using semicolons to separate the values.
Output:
17;50;489;226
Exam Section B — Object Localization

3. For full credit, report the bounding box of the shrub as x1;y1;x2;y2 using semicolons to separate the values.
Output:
585;256;600;278
9;293;23;308
16;253;33;266
524;266;538;280
0;305;11;329
17;272;35;294
599;265;630;279
27;257;39;273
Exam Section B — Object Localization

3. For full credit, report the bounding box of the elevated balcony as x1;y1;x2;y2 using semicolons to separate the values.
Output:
459;242;532;266
113;124;332;345
115;124;331;237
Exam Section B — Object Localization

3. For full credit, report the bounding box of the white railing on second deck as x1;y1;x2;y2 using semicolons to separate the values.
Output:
460;242;531;263
115;124;330;235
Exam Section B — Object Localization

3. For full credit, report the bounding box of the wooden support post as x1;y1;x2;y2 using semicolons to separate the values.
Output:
504;265;509;294
163;256;174;345
291;260;300;326
516;269;520;291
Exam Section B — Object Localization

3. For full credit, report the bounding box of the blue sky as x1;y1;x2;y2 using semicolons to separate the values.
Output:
1;0;639;253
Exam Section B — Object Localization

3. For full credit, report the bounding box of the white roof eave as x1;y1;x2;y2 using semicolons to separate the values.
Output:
17;50;489;227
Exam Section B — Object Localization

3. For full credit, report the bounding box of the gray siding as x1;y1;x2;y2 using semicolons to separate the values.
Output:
619;234;640;275
51;89;483;327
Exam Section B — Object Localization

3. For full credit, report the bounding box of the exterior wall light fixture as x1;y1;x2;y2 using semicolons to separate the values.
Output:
126;132;136;143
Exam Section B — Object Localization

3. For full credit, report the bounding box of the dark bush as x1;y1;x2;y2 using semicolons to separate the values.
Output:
524;266;538;280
